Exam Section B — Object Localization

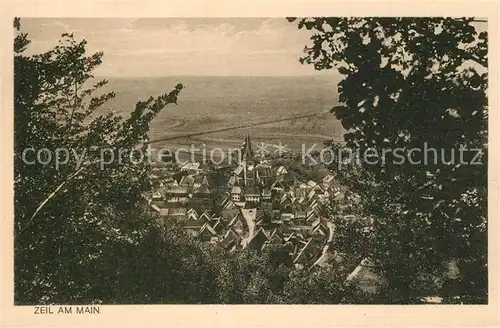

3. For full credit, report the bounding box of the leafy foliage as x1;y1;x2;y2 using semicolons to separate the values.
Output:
290;17;488;303
14;18;366;305
14;19;182;304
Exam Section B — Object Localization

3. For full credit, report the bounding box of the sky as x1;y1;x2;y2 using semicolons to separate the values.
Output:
19;18;488;77
20;18;329;77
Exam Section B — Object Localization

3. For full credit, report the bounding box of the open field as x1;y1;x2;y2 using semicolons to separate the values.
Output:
97;75;345;152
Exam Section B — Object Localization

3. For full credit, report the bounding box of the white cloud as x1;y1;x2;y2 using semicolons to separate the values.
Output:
20;18;323;76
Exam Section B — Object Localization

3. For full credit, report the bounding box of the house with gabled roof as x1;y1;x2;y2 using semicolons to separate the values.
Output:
293;237;324;267
198;222;218;242
179;175;195;188
187;208;199;220
290;224;313;237
152;190;163;201
307;189;317;201
265;228;283;245
307;197;319;211
306;211;319;225
211;218;226;235
312;221;329;237
295;182;308;196
220;196;236;210
227;212;247;237
245;227;270;250
316;191;330;205
193;182;211;195
307;180;318;189
189;187;212;211
165;185;189;206
210;215;222;223
193;174;209;188
165;177;178;186
149;183;168;200
255;210;266;223
180;162;202;173
313;184;326;195
270;179;285;189
151;204;170;217
270;180;286;198
221;207;239;224
276;165;288;176
219;228;241;250
167;207;188;219
198;210;213;222
180;219;205;237
279;194;293;211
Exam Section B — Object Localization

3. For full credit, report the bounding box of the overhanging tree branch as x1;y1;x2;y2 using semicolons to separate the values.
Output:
19;160;100;234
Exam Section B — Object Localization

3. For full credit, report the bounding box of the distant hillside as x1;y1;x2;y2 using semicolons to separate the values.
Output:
96;75;345;151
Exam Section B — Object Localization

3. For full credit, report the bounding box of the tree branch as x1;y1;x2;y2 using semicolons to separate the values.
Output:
19;160;99;234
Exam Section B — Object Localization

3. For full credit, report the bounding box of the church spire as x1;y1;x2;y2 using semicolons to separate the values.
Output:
242;134;254;163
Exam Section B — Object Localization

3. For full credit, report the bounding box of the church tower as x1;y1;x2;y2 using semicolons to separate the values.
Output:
241;134;256;188
241;134;254;165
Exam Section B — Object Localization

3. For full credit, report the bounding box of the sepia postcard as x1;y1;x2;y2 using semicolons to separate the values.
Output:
1;1;499;327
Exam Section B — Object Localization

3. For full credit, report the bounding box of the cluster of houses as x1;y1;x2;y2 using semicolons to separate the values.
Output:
146;134;348;269
144;135;464;300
